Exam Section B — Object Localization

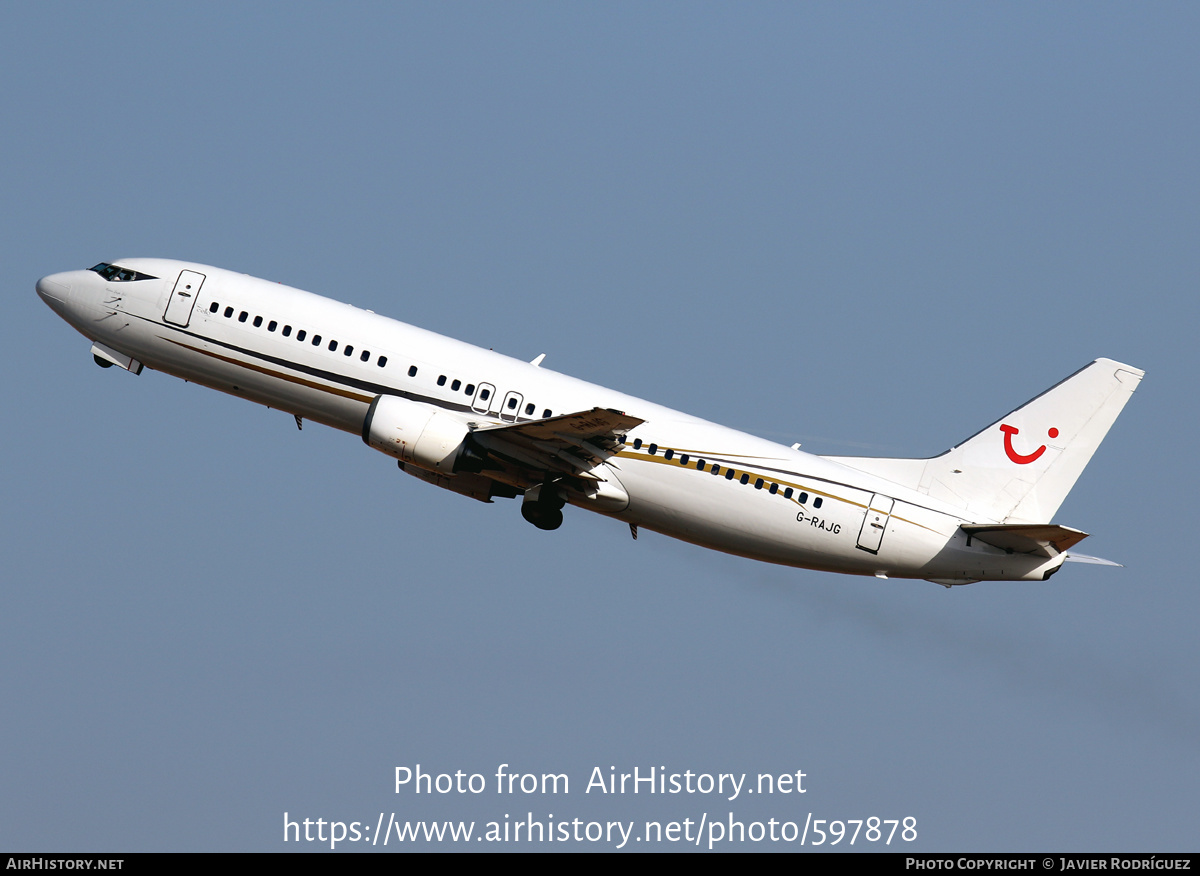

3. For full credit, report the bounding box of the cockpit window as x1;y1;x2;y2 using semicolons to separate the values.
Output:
89;262;158;282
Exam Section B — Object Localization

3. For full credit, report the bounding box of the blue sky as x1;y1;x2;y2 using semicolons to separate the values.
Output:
4;2;1198;851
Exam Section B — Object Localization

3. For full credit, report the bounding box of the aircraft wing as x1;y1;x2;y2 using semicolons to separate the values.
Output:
469;407;644;479
959;523;1089;557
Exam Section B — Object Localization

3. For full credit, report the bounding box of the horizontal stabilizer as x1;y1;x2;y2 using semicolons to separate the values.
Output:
960;523;1088;557
1063;552;1123;567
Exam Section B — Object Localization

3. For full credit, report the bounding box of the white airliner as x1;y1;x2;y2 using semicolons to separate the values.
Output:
37;259;1144;586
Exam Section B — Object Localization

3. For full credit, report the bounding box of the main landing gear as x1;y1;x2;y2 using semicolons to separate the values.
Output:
521;483;566;531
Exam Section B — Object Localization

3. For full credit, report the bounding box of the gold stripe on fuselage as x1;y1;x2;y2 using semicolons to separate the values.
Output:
615;448;938;534
164;338;375;403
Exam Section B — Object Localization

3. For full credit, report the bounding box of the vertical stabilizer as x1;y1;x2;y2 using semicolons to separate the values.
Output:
825;359;1144;523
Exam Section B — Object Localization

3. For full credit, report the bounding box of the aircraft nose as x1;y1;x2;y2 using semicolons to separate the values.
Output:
36;272;73;307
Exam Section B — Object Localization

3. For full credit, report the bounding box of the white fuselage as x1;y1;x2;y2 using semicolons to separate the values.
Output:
37;258;1067;583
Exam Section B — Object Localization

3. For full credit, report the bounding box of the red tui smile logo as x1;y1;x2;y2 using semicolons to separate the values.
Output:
1000;424;1059;464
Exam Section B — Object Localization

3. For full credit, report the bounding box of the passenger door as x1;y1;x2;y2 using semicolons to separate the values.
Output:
856;494;895;553
164;270;205;327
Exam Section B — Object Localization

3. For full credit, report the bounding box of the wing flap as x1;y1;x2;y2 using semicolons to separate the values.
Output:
470;407;644;476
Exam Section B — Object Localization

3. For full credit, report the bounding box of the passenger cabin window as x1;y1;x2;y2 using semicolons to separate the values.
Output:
224;306;233;318
437;375;447;386
283;326;292;337
238;311;248;323
408;365;417;377
328;340;337;351
360;350;369;362
451;379;461;391
268;321;277;332
253;316;263;327
209;302;219;313
524;403;534;416
297;330;306;341
378;356;387;367
312;335;322;346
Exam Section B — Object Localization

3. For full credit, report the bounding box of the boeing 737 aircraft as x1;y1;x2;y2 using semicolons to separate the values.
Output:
38;259;1143;586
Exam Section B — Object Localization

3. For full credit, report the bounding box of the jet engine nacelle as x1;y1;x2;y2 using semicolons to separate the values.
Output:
362;394;473;474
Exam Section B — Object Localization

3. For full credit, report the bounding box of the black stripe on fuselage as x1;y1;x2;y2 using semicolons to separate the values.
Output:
132;313;963;528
